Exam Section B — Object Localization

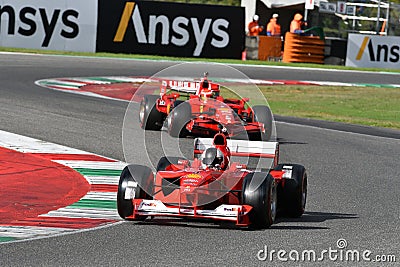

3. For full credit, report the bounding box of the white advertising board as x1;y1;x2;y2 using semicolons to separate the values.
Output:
337;1;346;14
319;2;336;13
0;0;97;52
305;0;315;10
346;34;400;69
346;5;355;15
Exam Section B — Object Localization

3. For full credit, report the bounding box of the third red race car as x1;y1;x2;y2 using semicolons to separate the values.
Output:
139;74;273;140
117;133;307;229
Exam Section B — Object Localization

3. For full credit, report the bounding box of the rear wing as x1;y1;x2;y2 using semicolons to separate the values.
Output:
160;80;220;95
194;138;279;170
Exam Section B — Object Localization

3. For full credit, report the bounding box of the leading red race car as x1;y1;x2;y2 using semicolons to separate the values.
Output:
139;74;273;140
117;133;307;229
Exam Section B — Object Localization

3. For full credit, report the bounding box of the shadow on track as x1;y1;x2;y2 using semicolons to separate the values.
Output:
277;137;308;145
123;211;358;231
272;211;358;230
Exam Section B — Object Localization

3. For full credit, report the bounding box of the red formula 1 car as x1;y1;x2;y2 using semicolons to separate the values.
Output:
139;74;273;140
117;134;307;228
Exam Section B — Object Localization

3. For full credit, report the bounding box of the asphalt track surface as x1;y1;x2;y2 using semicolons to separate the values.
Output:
1;54;399;266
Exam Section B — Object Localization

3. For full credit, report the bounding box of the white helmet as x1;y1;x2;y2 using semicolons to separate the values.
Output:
253;15;259;21
201;147;224;169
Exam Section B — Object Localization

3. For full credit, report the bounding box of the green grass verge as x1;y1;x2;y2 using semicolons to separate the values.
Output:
2;46;400;73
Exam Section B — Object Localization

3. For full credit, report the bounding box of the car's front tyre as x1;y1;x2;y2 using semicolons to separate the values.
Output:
117;165;154;220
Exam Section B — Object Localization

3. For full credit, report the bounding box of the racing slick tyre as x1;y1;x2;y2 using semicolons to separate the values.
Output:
117;164;154;221
156;156;186;171
156;156;186;196
168;101;191;138
173;100;184;108
252;105;273;141
274;164;307;218
242;172;277;229
139;95;165;130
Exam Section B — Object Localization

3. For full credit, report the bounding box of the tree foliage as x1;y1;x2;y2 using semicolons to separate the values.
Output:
318;1;400;37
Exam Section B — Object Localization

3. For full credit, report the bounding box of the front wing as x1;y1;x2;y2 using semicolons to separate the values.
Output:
127;199;253;226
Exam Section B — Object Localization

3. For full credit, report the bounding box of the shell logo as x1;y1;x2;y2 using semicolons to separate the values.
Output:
186;173;202;179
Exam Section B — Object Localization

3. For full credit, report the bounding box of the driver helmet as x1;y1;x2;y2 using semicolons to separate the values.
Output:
201;79;209;89
201;147;224;169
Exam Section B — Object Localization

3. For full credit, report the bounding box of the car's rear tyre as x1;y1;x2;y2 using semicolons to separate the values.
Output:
275;164;307;217
168;101;191;137
139;95;164;130
252;105;273;141
117;164;154;220
173;100;184;108
242;172;277;229
156;156;186;171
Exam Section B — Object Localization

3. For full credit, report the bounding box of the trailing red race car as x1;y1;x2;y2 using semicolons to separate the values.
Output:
139;74;273;140
117;133;307;229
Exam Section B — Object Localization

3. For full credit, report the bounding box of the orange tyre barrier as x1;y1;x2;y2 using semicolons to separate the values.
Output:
258;36;282;60
283;32;325;64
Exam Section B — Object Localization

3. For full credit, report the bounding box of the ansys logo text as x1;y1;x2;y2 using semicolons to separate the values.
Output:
356;36;400;63
113;2;230;56
0;5;79;47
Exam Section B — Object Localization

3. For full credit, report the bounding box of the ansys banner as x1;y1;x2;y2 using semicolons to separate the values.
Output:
346;33;400;70
96;0;244;59
0;0;97;52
